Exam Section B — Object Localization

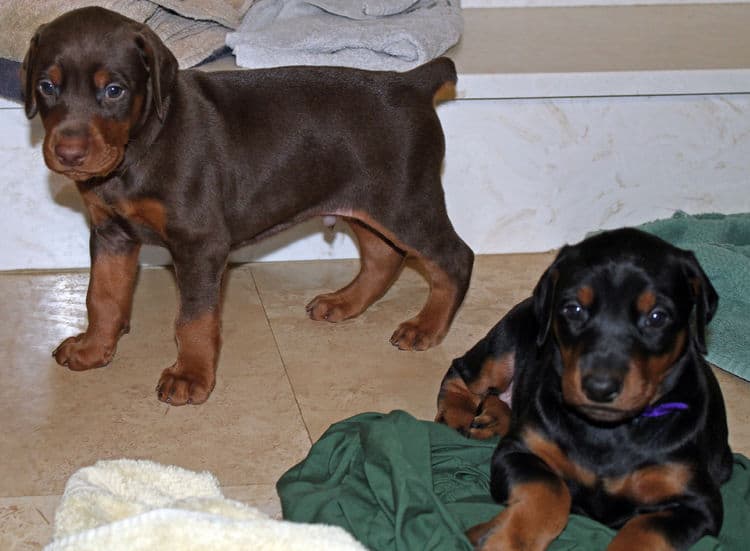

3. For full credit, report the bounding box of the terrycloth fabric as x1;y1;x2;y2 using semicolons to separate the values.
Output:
44;459;366;551
639;212;750;381
0;0;251;101
278;410;750;551
226;0;463;71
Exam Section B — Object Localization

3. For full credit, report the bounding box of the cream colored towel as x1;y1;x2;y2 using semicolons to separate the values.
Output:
44;459;367;551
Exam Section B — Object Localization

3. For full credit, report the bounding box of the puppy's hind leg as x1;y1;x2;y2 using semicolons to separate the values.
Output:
306;219;405;322
389;213;474;351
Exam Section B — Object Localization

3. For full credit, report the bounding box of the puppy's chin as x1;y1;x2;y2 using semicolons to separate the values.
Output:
572;404;636;424
44;150;124;182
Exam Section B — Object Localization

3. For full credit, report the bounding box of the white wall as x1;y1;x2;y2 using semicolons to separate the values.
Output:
462;0;749;6
2;92;749;271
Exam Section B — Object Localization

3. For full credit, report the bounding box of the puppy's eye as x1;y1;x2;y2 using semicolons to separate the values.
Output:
561;301;588;322
644;307;670;329
38;79;57;96
104;84;126;99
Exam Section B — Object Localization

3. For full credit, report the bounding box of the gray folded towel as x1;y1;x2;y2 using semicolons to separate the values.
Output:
226;0;463;72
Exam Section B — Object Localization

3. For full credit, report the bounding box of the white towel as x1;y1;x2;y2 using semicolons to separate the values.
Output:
226;0;463;72
44;459;367;551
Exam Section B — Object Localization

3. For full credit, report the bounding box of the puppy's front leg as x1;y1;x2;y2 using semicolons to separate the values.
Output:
54;222;140;370
156;246;227;405
606;493;722;551
468;441;571;551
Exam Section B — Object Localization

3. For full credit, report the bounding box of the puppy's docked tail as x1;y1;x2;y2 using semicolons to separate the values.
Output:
406;57;458;105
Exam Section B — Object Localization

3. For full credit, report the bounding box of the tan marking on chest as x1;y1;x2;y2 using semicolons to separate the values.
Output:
116;199;167;237
78;187;115;226
522;428;597;487
604;463;692;504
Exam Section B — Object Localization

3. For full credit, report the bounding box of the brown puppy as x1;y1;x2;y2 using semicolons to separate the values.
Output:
22;7;473;405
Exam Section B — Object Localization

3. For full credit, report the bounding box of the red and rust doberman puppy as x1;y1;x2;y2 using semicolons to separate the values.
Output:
21;7;473;405
436;228;732;551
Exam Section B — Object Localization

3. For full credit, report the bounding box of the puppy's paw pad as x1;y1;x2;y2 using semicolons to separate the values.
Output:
306;294;354;323
53;334;114;371
390;321;442;351
157;368;213;406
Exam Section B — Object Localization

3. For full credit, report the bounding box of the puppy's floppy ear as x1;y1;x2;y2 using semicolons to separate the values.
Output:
532;248;565;346
679;250;719;355
133;24;177;122
21;26;44;119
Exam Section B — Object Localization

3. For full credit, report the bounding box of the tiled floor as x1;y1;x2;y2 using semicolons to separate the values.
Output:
2;254;748;550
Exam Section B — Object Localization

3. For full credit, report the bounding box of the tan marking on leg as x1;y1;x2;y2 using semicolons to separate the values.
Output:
467;480;571;551
389;256;460;350
469;395;512;439
53;247;140;370
306;220;404;322
469;354;515;395
435;375;481;433
157;310;221;406
607;512;675;551
433;81;456;105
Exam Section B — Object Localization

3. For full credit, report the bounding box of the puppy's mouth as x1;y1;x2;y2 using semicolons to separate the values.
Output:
44;145;125;182
572;404;638;424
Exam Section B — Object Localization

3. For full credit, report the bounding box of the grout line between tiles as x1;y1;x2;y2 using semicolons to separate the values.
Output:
247;266;314;447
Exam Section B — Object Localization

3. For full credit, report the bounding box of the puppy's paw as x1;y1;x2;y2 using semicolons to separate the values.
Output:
435;407;476;437
53;333;115;371
156;363;215;406
306;293;359;323
468;393;511;439
390;319;444;351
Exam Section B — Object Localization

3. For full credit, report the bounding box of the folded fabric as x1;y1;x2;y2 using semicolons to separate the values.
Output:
44;459;366;551
0;0;240;73
278;410;750;550
226;0;463;71
639;211;750;381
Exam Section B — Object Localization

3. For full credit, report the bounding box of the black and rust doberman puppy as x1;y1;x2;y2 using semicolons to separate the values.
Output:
21;7;473;405
436;228;732;551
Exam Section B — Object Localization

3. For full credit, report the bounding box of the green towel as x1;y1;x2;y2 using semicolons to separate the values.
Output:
278;410;750;551
639;212;750;381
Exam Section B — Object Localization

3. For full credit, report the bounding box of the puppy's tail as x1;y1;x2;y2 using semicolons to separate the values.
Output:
407;57;458;105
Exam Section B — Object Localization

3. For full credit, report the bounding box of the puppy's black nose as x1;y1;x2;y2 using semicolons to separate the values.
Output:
55;138;88;166
582;374;621;403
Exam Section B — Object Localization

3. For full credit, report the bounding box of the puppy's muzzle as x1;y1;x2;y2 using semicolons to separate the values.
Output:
581;370;623;403
54;126;89;167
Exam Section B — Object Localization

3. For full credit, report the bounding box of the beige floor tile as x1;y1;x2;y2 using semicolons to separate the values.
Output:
251;253;556;440
714;368;750;456
0;495;58;551
252;254;750;454
0;252;747;551
0;267;310;498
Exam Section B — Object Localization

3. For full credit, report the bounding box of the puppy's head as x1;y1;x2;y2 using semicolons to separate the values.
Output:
533;228;718;423
21;7;177;182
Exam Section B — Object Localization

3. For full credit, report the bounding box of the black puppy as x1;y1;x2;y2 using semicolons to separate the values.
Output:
22;7;473;405
436;228;732;551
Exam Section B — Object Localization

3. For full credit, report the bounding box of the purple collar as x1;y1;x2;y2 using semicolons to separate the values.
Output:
640;402;689;418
